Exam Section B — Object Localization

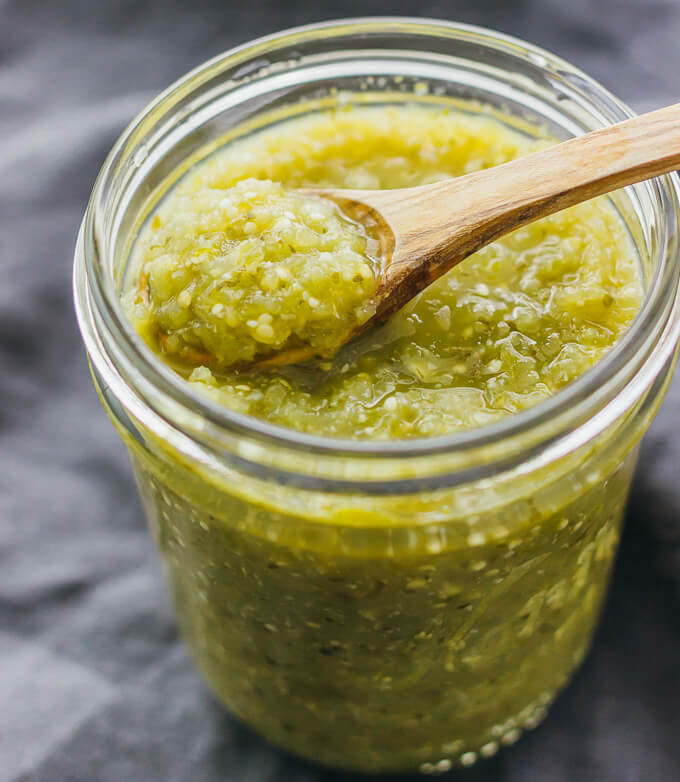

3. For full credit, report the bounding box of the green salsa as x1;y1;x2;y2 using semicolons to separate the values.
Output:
119;98;644;772
126;104;640;439
128;178;379;368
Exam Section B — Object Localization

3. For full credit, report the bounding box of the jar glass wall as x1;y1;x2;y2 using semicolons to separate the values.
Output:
74;19;680;774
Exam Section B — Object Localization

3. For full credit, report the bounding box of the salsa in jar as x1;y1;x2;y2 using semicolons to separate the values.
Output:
119;99;643;771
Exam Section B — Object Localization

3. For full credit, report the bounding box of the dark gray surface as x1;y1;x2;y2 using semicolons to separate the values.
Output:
1;1;679;780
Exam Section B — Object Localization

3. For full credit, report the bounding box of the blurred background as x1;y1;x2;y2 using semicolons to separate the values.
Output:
1;2;679;781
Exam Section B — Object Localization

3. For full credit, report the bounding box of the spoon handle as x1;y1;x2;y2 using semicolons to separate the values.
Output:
375;102;680;290
462;100;680;221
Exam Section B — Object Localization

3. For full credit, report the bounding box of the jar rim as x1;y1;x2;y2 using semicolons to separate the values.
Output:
74;17;680;489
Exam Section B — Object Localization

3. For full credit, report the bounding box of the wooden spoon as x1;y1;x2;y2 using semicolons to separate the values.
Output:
256;102;680;369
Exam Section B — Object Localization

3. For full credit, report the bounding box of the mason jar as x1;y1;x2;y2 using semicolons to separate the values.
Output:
73;18;680;774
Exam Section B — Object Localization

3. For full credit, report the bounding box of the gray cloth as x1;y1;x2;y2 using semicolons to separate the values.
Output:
1;1;679;780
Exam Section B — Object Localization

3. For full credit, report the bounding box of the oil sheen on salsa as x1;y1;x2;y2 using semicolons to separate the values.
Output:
122;99;643;772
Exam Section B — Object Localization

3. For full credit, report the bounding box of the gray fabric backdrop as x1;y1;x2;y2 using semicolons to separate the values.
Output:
1;1;679;780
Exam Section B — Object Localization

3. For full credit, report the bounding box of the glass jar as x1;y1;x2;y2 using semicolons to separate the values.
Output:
73;18;680;774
